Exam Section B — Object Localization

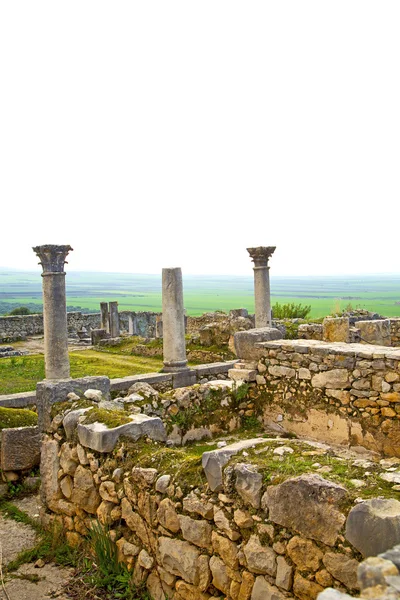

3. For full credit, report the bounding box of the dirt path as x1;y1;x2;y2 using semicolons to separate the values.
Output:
0;496;74;600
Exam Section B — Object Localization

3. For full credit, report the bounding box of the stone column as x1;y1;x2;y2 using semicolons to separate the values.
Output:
247;246;276;327
33;244;72;379
109;301;120;338
162;268;188;372
100;302;110;333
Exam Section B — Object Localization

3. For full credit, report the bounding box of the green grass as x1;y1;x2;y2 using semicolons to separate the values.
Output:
0;351;164;395
2;270;400;318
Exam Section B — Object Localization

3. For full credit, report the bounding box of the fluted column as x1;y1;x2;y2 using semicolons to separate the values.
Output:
247;246;276;327
162;268;188;372
33;244;72;379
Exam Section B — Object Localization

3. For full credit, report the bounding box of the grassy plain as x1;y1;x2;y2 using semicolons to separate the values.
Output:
0;352;164;395
1;269;400;318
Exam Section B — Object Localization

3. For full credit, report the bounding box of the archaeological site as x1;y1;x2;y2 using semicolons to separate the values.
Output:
1;244;400;600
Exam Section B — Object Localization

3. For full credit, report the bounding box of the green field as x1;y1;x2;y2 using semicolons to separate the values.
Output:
1;269;400;318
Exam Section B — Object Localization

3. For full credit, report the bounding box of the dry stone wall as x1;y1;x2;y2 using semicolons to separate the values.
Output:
244;339;400;457
41;426;368;600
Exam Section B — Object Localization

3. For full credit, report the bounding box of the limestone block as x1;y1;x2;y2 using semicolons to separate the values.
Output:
317;590;354;600
63;408;91;440
214;508;240;541
234;463;263;509
0;426;40;471
211;531;239;570
77;413;166;452
265;474;347;546
183;492;214;519
155;474;171;494
71;465;101;514
40;436;62;509
234;328;283;360
357;319;391;346
175;580;211;600
158;537;200;584
243;535;277;576
286;536;323;571
311;369;349;389
268;365;296;378
201;438;267;492
345;498;400;557
36;376;110;431
157;498;180;533
239;571;255;600
323;317;350;343
179;514;212;549
250;576;285;600
293;573;323;599
323;552;359;589
229;368;257;382
357;556;399;590
275;556;293;591
209;555;231;595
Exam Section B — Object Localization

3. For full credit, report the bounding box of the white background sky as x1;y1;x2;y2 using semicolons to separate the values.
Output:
1;2;399;276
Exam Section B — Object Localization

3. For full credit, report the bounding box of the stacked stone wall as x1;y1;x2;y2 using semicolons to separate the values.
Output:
391;318;400;347
0;311;159;342
41;431;366;600
250;339;400;457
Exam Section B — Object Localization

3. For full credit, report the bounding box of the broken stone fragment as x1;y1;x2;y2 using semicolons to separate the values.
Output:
201;438;267;492
77;413;166;452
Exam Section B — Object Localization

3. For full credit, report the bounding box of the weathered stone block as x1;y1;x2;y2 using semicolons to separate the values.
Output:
323;317;350;343
158;537;200;584
345;498;400;557
0;426;40;471
265;474;347;546
311;369;349;389
357;319;391;346
234;328;283;360
201;438;267;492
77;414;166;452
234;463;263;508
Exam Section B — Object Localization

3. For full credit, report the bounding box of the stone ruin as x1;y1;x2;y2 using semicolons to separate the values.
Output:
2;244;400;599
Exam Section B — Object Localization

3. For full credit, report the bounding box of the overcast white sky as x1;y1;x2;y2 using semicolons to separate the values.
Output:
1;2;399;276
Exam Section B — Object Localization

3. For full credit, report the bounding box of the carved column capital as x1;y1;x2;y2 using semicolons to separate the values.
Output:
247;246;276;268
33;245;73;274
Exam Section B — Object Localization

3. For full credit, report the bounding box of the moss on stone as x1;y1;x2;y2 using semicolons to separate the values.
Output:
51;399;93;419
82;408;132;429
0;407;38;430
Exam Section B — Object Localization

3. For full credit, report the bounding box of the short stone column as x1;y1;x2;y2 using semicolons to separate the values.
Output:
247;246;276;327
109;301;120;338
33;244;72;379
162;268;188;372
100;302;110;333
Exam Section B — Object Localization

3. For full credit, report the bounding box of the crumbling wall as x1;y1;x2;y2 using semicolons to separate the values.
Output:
240;339;400;457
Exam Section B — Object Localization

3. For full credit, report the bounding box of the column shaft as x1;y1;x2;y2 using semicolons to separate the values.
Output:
247;246;276;328
109;301;120;338
100;302;110;333
162;268;188;372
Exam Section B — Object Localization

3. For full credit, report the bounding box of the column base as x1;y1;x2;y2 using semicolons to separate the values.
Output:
162;360;189;373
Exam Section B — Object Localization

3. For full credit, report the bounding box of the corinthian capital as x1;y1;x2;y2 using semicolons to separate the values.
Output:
247;246;276;268
33;244;73;273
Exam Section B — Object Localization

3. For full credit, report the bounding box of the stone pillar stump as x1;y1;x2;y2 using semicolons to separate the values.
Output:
247;246;276;327
162;268;188;372
33;244;72;379
100;302;110;333
109;301;120;338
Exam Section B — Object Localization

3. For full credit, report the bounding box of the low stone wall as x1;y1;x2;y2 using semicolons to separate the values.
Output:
242;339;400;457
41;428;367;600
391;318;400;346
0;311;160;342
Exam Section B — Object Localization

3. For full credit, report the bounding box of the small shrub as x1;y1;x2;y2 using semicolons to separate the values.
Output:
272;302;311;319
8;306;32;316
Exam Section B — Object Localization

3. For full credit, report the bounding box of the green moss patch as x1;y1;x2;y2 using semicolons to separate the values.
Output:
82;408;132;429
0;407;37;430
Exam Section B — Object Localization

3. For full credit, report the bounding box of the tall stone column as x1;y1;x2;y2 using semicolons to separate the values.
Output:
247;246;276;327
109;301;120;338
33;244;73;379
100;302;110;333
162;268;188;372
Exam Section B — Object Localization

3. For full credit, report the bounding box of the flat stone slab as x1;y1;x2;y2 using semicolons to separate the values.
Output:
256;338;400;360
202;438;267;491
77;413;167;452
0;391;37;409
0;426;41;471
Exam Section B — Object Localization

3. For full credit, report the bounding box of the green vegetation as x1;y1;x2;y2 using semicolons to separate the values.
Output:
82;408;132;428
2;269;400;318
0;406;38;430
272;302;311;319
8;306;32;315
0;351;164;395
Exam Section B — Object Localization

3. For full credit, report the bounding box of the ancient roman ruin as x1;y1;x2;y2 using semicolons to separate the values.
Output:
1;244;400;599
